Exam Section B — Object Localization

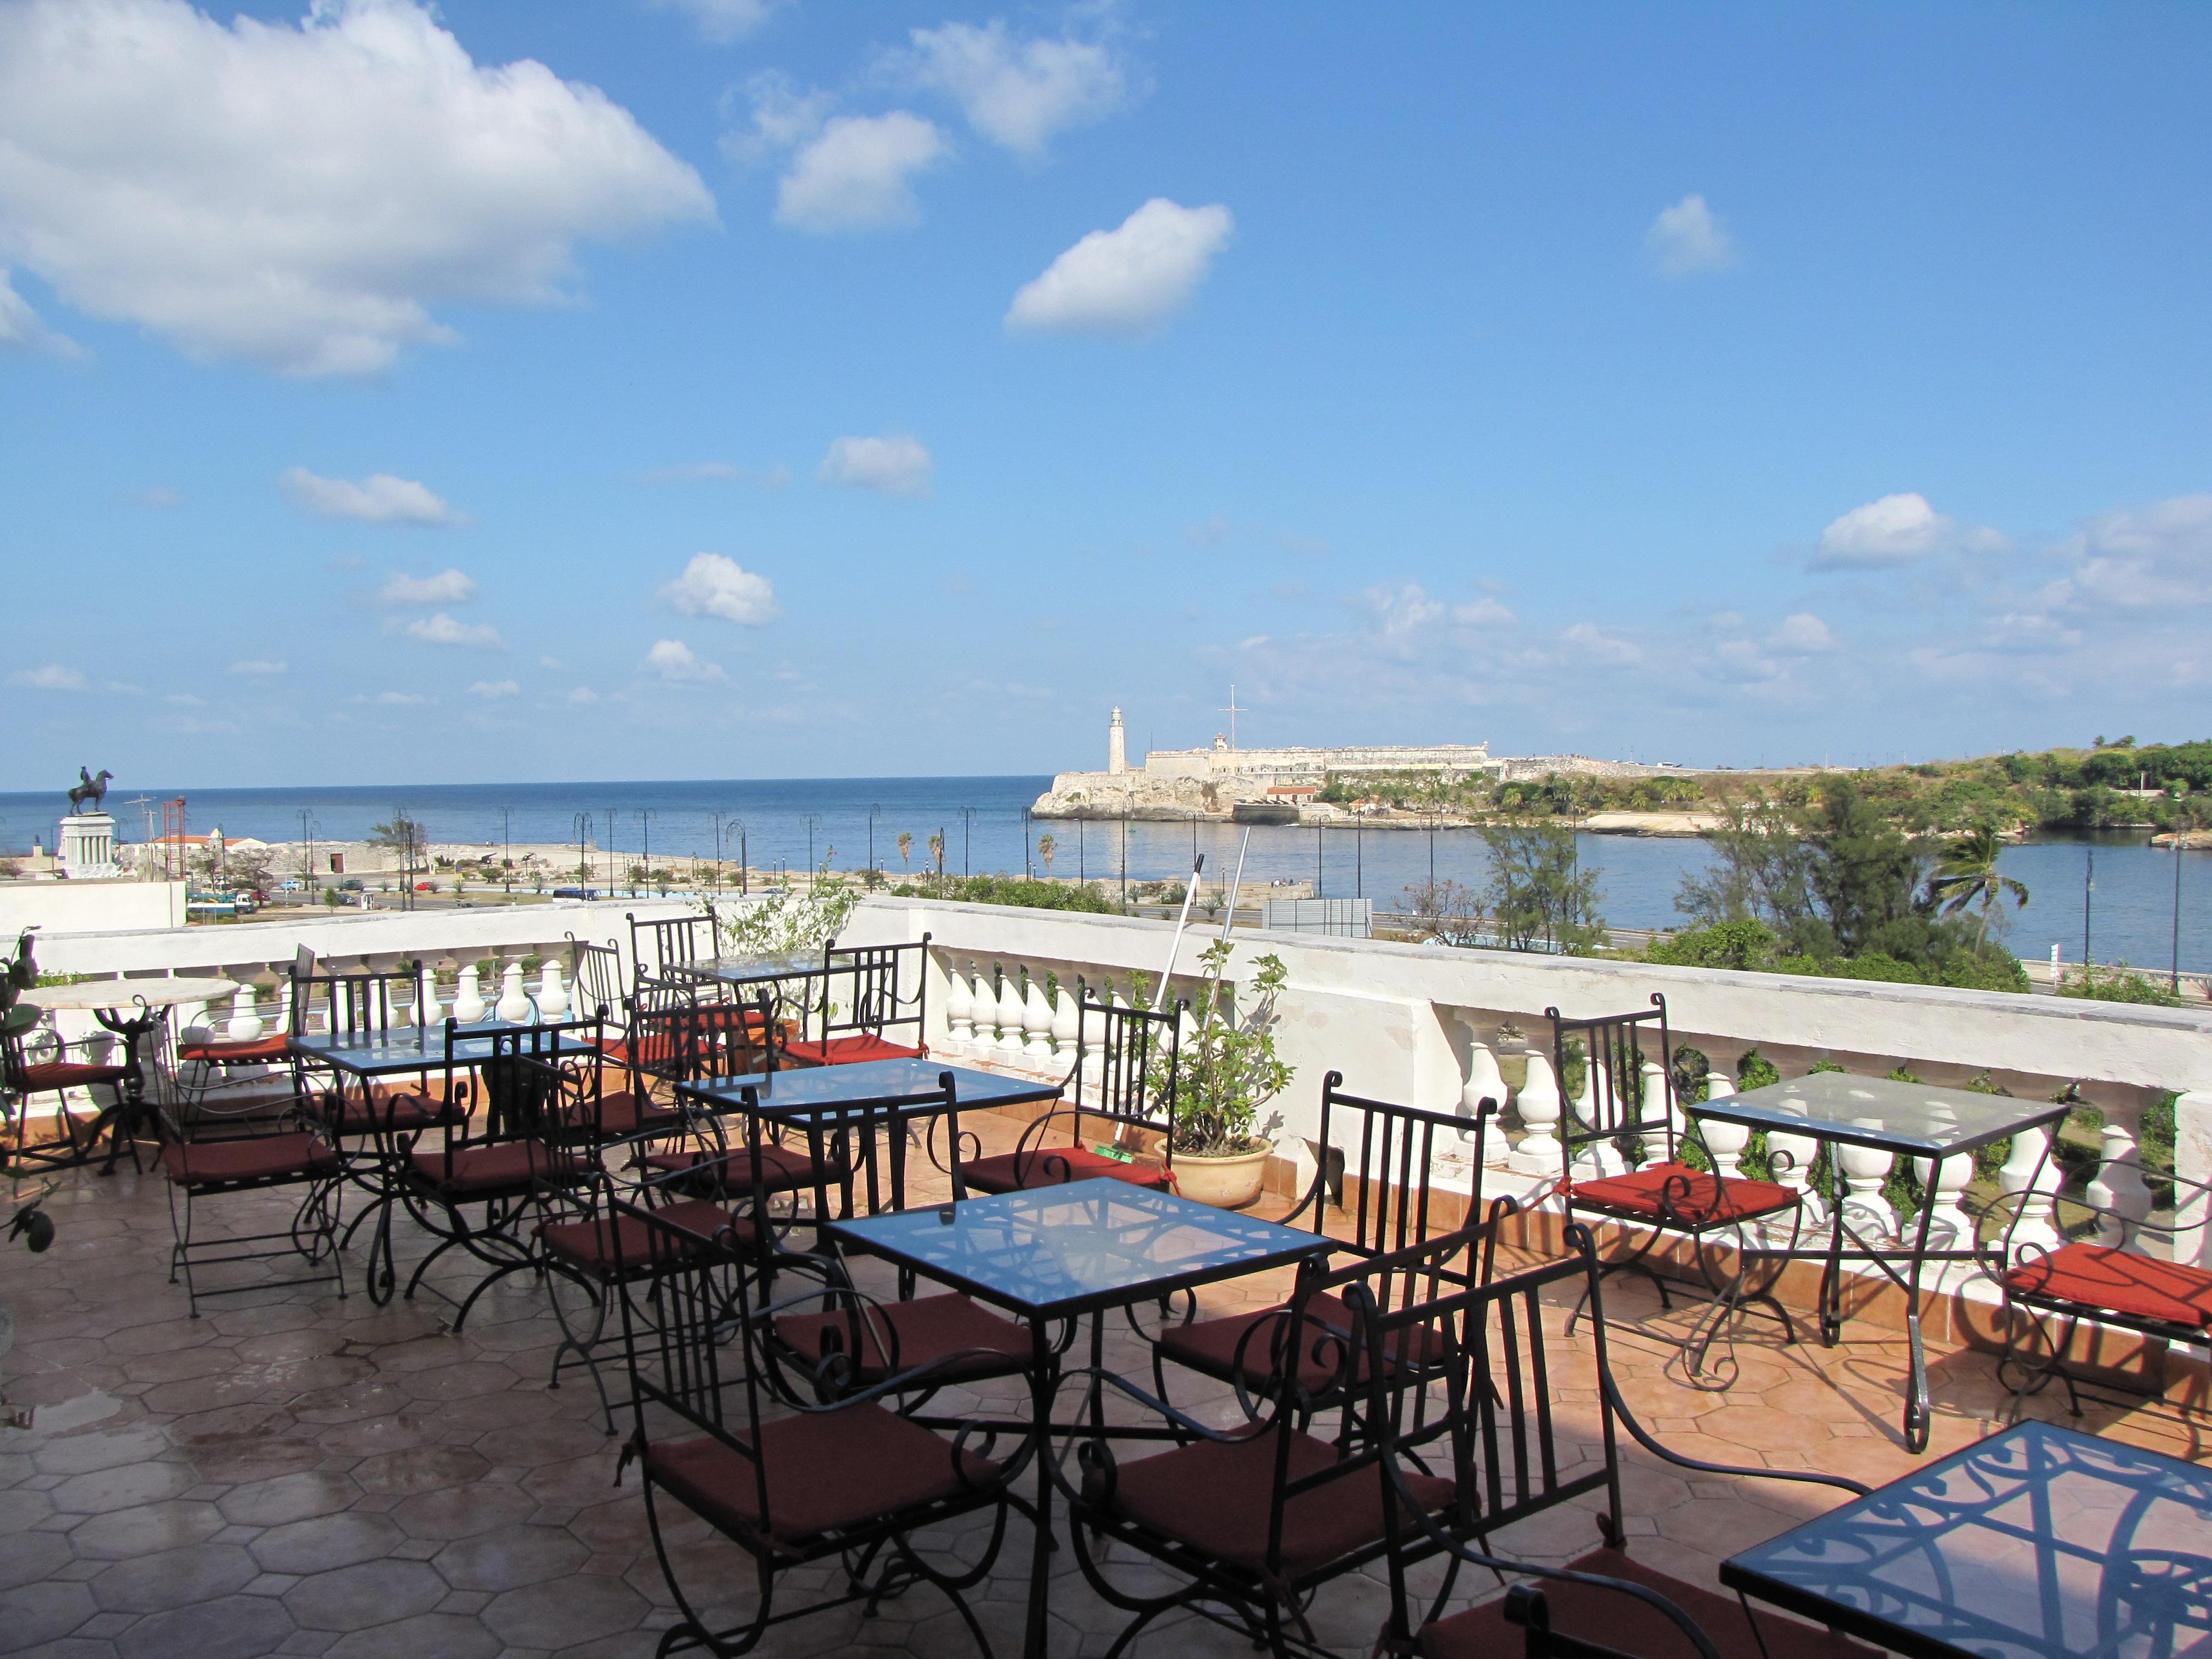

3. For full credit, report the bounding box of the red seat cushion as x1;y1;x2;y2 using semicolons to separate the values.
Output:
540;1199;753;1277
781;1033;925;1068
329;1091;457;1136
1096;1427;1453;1582
1417;1547;1877;1659
15;1062;129;1091
1157;1291;1443;1392
775;1293;1030;1385
2003;1242;2212;1329
645;1405;996;1551
643;1141;840;1195
603;1033;682;1070
963;1146;1171;1195
161;1131;340;1188
409;1141;591;1196
595;1090;685;1139
178;1034;292;1064
1572;1162;1797;1227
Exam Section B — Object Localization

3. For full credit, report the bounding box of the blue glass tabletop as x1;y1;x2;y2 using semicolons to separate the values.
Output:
289;1025;597;1076
1695;1071;2069;1156
826;1179;1333;1319
675;1058;1060;1122
1723;1420;2212;1659
670;953;823;987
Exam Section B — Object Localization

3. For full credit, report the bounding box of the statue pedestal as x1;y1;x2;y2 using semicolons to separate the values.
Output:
58;814;120;880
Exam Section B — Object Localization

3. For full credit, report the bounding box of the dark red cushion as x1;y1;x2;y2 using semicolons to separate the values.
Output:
782;1033;925;1068
1418;1547;1876;1659
775;1293;1030;1385
410;1141;590;1196
178;1034;292;1064
963;1146;1171;1195
540;1199;752;1277
1158;1291;1443;1392
595;1090;685;1138
15;1062;129;1091
603;1033;682;1070
645;1404;995;1550
329;1091;457;1136
643;1141;840;1195
1573;1162;1797;1227
161;1131;340;1188
1096;1428;1453;1581
2003;1242;2212;1329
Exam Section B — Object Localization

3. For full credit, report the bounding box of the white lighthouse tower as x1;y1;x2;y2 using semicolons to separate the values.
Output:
1108;707;1127;775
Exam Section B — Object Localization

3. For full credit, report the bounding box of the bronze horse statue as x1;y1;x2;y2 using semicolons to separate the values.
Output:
66;768;112;814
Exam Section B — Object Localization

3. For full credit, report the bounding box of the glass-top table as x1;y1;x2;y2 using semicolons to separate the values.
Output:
666;953;823;990
289;1023;601;1078
828;1179;1335;1659
1723;1420;2212;1659
1692;1074;2070;1452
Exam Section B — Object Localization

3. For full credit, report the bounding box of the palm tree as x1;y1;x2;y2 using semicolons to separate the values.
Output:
896;831;913;871
1928;824;2029;942
1037;833;1056;878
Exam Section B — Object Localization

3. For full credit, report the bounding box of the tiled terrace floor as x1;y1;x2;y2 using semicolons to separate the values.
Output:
0;1108;2201;1659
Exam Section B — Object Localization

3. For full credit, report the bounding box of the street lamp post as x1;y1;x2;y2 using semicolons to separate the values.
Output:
297;808;318;900
805;814;822;883
1315;825;1323;899
2174;836;2185;994
1077;818;1085;883
869;803;880;876
498;805;512;897
572;813;592;891
1355;814;1363;899
637;809;655;898
1024;809;1033;879
959;807;976;878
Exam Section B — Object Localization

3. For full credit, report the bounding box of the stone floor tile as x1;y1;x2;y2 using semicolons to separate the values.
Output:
112;1594;297;1659
0;1579;98;1654
281;1558;449;1631
250;1510;407;1575
88;1541;261;1614
481;1570;651;1648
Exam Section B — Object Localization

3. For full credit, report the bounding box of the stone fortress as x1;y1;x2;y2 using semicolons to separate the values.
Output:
1031;706;1689;822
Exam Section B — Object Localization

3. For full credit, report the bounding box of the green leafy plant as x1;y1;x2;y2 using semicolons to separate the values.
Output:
2059;963;2184;1006
1164;942;1294;1158
714;871;859;960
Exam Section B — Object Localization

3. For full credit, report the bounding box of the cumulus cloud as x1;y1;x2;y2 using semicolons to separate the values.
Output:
1359;584;1518;655
637;460;789;489
818;434;933;497
375;568;478;606
1812;492;1999;569
1769;611;1837;653
468;679;520;699
404;612;504;650
660;552;782;625
1007;199;1233;336
1646;194;1735;276
2038;494;2212;611
285;468;467;527
894;20;1130;156
0;267;80;357
568;686;600;705
228;659;287;675
8;663;85;691
642;638;724;682
0;0;712;375
1562;622;1644;667
774;112;948;233
376;690;426;705
128;487;181;509
642;0;783;43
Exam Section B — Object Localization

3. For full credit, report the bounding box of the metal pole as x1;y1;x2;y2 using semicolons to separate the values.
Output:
960;807;974;877
638;809;653;896
1356;816;1363;899
1024;809;1033;879
739;828;747;895
500;806;511;896
711;809;723;891
573;813;591;890
2176;838;2185;993
1120;811;1128;911
869;803;879;874
606;808;617;897
2084;845;2094;969
1315;825;1322;899
1078;819;1085;883
806;814;819;878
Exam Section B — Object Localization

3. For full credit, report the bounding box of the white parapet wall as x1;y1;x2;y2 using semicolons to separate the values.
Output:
0;880;187;939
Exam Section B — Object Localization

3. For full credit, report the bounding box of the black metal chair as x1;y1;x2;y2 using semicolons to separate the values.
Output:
783;934;933;1067
950;986;1181;1195
608;1198;1025;1658
2;1000;133;1171
1153;1070;1498;1404
627;904;718;994
1546;993;1801;1381
1375;1225;1874;1659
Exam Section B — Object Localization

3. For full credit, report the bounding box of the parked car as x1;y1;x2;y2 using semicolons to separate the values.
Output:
552;886;600;899
338;877;363;891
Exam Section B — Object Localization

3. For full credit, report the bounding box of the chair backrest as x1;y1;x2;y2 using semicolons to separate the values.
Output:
627;906;718;990
815;934;930;1047
417;1016;605;1178
1547;993;1675;1168
1069;987;1181;1146
512;1039;611;1161
1289;1071;1498;1258
298;962;422;1041
568;935;627;1030
625;982;775;1093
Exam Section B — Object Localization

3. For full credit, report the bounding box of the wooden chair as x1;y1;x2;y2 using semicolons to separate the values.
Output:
1375;1225;1874;1659
782;934;933;1067
607;1198;1025;1658
951;986;1181;1195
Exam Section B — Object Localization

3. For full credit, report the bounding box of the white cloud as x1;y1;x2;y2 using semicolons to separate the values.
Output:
375;568;478;606
660;552;782;625
817;434;933;498
1563;622;1644;667
0;267;80;357
895;21;1129;156
0;0;712;376
642;0;783;44
1358;584;1517;655
1812;492;1992;569
637;460;789;489
568;686;600;705
129;487;180;509
227;658;287;676
166;692;205;708
285;468;467;527
1185;515;1230;548
1007;199;1233;337
2040;494;2212;611
1646;194;1735;276
8;663;85;691
774;112;948;233
468;679;520;699
1769;611;1837;653
376;690;427;705
642;638;725;682
404;612;504;650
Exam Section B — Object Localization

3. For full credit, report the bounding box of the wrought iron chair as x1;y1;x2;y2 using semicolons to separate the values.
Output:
1546;993;1801;1380
949;986;1182;1195
396;1017;603;1330
626;904;718;994
1153;1071;1498;1406
782;934;932;1067
2;999;133;1171
608;1198;1025;1659
1375;1225;1873;1659
1050;1215;1501;1658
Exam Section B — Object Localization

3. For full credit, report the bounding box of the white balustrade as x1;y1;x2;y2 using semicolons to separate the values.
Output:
1022;971;1054;1062
994;967;1026;1057
1996;1125;2063;1256
1458;1016;1507;1141
227;980;263;1041
1644;1057;1678;1142
1835;1126;1899;1243
1572;1054;1625;1178
495;959;531;1024
943;956;974;1055
417;968;443;1029
453;960;488;1025
1920;1149;1979;1252
2088;1122;2156;1248
1048;974;1079;1056
1509;1048;1564;1177
1699;1072;1749;1179
538;957;570;1023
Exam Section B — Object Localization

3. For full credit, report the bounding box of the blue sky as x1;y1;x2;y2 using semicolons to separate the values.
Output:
3;0;2208;788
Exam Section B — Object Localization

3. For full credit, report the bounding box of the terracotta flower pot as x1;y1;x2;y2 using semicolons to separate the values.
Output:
1171;1143;1274;1210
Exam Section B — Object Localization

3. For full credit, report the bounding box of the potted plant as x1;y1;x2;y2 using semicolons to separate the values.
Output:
1161;941;1293;1209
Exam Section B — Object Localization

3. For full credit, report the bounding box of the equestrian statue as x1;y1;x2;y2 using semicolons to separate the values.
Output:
65;768;112;815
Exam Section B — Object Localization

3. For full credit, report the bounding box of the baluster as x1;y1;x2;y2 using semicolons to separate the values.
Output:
1458;1016;1507;1141
993;965;1026;1057
2088;1121;2156;1248
538;955;570;1023
1574;1053;1625;1178
1836;1124;1899;1244
417;965;443;1029
1699;1071;1749;1179
1644;1057;1678;1145
1048;971;1079;1057
1021;968;1054;1062
495;959;531;1024
227;979;264;1041
943;955;974;1056
1509;1048;1563;1177
1997;1124;2063;1257
452;959;488;1025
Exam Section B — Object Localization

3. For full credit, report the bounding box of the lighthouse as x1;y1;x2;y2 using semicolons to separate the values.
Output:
1108;707;1127;775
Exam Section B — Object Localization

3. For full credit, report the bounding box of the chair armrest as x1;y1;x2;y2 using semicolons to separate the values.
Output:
1598;1369;1869;1496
